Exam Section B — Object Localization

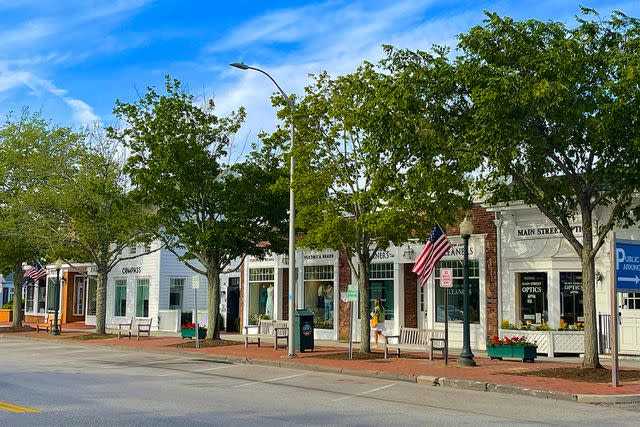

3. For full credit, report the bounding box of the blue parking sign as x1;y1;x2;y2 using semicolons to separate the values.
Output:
615;240;640;292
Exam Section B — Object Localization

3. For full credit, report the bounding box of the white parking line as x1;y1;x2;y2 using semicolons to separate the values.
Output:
234;373;306;388
332;383;397;402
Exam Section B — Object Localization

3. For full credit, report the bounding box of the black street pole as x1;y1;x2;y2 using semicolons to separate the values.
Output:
52;267;61;336
458;232;476;366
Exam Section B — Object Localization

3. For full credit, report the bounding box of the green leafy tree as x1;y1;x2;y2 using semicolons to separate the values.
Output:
270;63;472;352
388;9;640;368
0;112;82;326
44;128;158;334
111;77;288;340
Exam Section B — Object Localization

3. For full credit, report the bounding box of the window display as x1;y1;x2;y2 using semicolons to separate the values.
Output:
369;263;394;320
304;265;334;329
248;268;275;323
518;272;547;325
560;272;584;325
434;260;480;323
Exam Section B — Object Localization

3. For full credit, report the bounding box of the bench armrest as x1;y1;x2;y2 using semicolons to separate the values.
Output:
384;335;400;344
244;325;258;334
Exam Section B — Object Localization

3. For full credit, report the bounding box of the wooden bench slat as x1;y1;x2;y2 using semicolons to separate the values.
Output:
383;327;448;360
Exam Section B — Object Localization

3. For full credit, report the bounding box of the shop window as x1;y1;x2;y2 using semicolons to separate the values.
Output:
622;293;640;309
518;272;548;325
304;265;334;329
169;278;184;309
560;272;584;325
434;260;480;323
26;284;35;312
248;268;275;324
87;278;97;316
136;279;150;317
369;263;394;320
114;279;127;316
129;245;137;255
37;280;46;313
144;244;152;253
46;277;58;311
74;276;85;316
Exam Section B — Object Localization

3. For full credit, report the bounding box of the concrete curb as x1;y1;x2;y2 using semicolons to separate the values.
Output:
4;334;640;404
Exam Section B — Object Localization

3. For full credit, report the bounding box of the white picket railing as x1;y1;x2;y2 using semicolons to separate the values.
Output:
498;329;584;357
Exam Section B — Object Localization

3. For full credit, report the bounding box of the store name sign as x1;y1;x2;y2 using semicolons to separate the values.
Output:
515;225;582;240
121;267;142;275
304;253;335;260
445;244;474;257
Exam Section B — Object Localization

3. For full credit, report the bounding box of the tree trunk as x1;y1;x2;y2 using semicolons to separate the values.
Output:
11;260;23;327
358;257;371;353
206;264;221;340
95;269;108;335
581;211;602;368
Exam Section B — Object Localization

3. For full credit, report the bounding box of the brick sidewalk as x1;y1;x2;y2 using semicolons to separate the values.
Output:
6;330;639;397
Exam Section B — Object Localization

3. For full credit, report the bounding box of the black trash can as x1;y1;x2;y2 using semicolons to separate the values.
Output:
294;309;314;352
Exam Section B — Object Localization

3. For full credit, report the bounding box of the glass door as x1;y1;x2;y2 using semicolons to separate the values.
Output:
74;276;85;316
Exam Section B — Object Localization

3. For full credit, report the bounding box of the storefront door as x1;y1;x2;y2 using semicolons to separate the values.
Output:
620;293;640;353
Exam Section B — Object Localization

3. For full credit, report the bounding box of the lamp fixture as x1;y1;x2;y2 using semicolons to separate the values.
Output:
459;216;474;236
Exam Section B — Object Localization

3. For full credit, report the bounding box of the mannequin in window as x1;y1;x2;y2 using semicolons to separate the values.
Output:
265;285;274;318
317;284;325;312
324;284;333;320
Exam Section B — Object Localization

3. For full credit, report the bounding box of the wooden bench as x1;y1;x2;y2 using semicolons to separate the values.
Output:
383;327;447;360
135;317;153;340
117;318;133;339
243;319;289;349
35;314;62;333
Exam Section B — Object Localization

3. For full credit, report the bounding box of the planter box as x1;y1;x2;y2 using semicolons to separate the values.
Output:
487;345;537;362
0;308;12;322
181;328;206;339
499;329;584;357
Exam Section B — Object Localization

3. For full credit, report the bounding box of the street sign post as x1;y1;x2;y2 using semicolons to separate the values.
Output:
192;276;200;349
612;237;640;386
346;284;358;360
439;268;453;365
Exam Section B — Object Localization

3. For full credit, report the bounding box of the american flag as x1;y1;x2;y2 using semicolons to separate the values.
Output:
412;224;452;287
24;262;48;282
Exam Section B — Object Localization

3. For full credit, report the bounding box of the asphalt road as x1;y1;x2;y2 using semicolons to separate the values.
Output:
0;336;638;426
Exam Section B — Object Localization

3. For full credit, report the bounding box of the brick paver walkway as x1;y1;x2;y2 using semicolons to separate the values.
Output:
4;329;640;396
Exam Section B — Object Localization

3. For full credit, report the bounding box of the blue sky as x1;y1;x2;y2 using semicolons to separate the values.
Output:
1;0;639;143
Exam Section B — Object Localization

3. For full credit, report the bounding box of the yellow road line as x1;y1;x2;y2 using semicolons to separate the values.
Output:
0;401;40;413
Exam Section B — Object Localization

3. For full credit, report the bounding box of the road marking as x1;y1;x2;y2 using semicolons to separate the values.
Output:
0;401;40;413
192;365;234;373
333;383;397;402
156;372;179;377
234;373;306;388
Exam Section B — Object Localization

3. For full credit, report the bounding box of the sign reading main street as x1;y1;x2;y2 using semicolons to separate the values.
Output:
616;239;640;292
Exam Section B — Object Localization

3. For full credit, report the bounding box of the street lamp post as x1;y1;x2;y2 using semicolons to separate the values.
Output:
230;62;297;358
458;217;476;367
52;259;63;336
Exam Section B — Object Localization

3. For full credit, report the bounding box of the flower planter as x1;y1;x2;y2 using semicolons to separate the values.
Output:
0;308;12;322
498;329;584;357
487;345;537;363
181;328;206;339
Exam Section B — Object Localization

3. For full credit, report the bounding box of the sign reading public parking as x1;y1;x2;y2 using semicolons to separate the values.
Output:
439;268;453;288
347;284;358;302
191;275;200;290
616;239;640;292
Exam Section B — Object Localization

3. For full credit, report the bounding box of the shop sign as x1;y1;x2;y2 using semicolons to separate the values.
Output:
515;224;583;240
560;272;582;294
87;266;98;276
444;244;474;257
121;266;142;275
615;239;640;292
373;250;395;261
304;253;335;261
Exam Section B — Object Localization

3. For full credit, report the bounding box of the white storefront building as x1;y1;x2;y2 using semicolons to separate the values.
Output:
487;202;640;354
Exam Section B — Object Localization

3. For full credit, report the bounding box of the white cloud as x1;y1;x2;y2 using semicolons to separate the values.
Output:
63;98;100;124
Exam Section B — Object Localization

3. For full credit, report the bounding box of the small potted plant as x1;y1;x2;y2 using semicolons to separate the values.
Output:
181;322;207;339
487;335;538;362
